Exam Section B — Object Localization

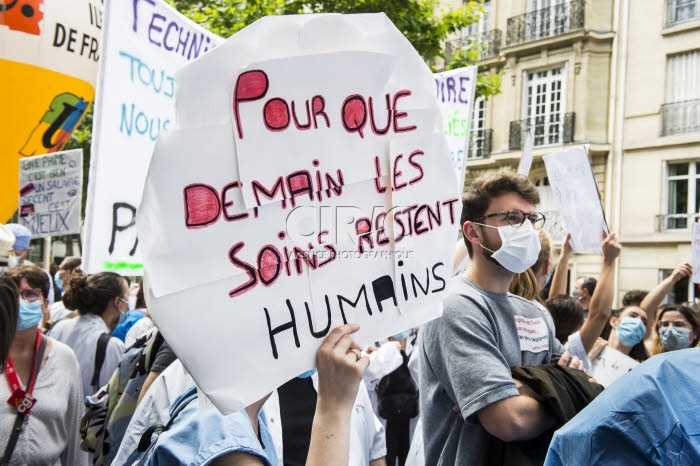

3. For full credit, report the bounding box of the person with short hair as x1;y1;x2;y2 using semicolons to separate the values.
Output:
1;265;86;465
420;172;585;465
573;277;597;317
622;289;648;307
546;295;585;345
49;270;127;396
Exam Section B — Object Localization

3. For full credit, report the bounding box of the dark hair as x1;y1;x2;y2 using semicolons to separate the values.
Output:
6;265;50;299
545;295;584;344
60;256;82;272
135;282;146;310
622;289;648;307
651;304;700;354
581;277;597;296
0;274;19;371
601;307;649;362
460;171;541;257
63;271;126;316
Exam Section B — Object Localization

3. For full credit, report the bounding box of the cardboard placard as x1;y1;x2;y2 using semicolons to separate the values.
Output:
18;149;83;237
543;147;608;253
138;14;461;414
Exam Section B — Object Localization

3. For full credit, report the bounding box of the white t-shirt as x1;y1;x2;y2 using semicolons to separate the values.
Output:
48;313;125;396
0;338;88;465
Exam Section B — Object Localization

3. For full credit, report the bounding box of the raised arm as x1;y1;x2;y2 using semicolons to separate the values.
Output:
640;262;693;332
307;324;369;466
549;233;573;299
578;231;621;353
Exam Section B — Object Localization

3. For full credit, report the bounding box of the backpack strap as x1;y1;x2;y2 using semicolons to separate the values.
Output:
91;333;111;390
136;387;198;453
1;334;47;465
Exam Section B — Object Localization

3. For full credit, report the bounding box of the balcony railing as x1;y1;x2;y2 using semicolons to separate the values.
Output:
444;29;503;62
509;112;575;150
467;129;493;159
666;0;700;27
656;213;700;231
661;99;700;136
506;0;585;46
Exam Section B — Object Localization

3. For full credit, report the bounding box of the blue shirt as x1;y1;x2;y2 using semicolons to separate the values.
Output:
138;386;278;465
546;348;700;465
112;310;146;343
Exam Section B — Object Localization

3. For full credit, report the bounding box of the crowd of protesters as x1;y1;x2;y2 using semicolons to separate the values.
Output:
1;170;699;465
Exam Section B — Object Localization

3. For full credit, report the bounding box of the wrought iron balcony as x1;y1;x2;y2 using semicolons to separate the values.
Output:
666;0;700;27
661;99;700;136
467;129;493;159
506;0;585;47
444;29;503;63
656;213;700;231
509;112;575;150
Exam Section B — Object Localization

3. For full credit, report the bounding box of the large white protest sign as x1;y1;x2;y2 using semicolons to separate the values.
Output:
692;222;700;284
590;346;639;387
434;66;477;187
82;0;222;275
543;147;608;253
17;149;83;237
138;14;461;413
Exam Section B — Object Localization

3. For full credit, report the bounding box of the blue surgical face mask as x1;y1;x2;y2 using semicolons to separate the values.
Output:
659;326;691;351
297;368;317;379
572;289;579;299
393;330;412;340
54;271;64;293
18;298;43;330
616;317;646;347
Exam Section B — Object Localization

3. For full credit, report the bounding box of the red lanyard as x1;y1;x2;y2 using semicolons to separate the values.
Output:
5;330;43;413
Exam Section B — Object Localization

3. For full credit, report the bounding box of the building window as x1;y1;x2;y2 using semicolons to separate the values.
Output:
524;66;566;146
461;0;489;43
468;97;486;159
666;0;700;27
664;161;700;229
662;50;700;136
525;0;571;41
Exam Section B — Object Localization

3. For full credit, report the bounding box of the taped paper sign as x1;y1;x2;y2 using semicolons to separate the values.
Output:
138;13;461;414
590;346;639;387
18;149;83;237
517;132;534;176
515;314;549;353
0;0;100;222
433;66;477;187
82;0;222;275
692;222;700;284
543;147;608;253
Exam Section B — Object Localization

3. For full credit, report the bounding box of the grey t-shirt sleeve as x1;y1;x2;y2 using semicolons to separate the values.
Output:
426;292;519;422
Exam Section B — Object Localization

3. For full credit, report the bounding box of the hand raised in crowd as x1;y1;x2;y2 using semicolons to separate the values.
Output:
315;324;370;411
601;231;621;264
670;262;693;283
556;350;585;371
587;337;608;361
561;233;573;259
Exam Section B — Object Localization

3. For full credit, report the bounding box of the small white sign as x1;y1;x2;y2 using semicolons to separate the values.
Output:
515;314;550;353
18;149;83;238
517;132;534;176
590;346;639;387
543;147;608;253
692;222;700;284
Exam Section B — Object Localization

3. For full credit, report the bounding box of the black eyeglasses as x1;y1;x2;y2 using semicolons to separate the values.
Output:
20;289;43;302
473;209;546;230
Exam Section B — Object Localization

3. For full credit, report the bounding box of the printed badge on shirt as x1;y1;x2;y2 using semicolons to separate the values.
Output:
514;315;549;353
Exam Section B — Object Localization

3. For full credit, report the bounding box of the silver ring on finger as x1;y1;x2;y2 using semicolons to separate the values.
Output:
349;349;362;362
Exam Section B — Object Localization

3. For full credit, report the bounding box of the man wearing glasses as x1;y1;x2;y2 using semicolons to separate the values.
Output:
419;172;582;465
